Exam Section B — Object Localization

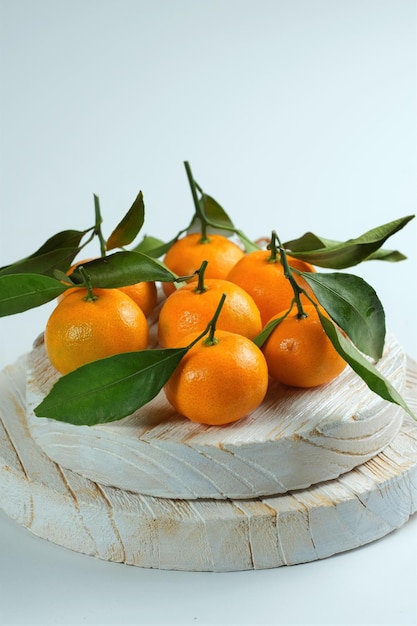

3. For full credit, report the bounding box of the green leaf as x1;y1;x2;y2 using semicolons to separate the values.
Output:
366;248;407;262
0;228;90;277
196;192;236;235
253;308;293;348
284;231;328;253
18;229;89;259
300;271;386;360
188;192;257;252
318;312;415;420
201;192;235;229
0;274;69;316
106;191;145;251
284;215;414;269
0;247;82;278
186;188;234;236
285;233;407;263
69;250;177;287
34;347;188;425
131;234;174;258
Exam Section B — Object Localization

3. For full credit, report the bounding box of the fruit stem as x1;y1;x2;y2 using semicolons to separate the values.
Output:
79;266;99;302
184;293;227;351
93;194;107;258
184;161;210;244
266;231;280;263
204;292;226;345
183;161;259;252
273;232;307;319
194;260;209;293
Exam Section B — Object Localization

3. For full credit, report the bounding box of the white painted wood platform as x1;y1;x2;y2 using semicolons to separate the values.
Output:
0;354;416;571
26;332;407;499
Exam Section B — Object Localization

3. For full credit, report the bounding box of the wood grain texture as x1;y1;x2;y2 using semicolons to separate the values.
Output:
26;332;407;499
0;356;416;571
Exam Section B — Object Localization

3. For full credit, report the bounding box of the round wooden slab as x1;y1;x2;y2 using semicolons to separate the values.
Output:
0;356;416;571
26;332;407;499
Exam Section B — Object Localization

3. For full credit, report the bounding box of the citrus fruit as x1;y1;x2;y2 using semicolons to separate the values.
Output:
164;330;269;425
262;304;347;387
45;288;149;375
157;277;262;347
162;233;244;296
227;249;316;326
118;281;158;317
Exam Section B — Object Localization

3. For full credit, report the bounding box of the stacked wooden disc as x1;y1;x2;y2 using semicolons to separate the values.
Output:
26;331;407;499
0;331;416;571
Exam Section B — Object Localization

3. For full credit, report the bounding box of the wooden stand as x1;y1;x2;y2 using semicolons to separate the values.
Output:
1;355;416;572
26;332;407;500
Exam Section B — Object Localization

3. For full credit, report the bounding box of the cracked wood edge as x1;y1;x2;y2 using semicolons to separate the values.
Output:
0;356;416;571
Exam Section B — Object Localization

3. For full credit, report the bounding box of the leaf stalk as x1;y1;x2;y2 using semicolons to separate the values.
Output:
273;231;306;318
194;260;209;294
93;194;107;258
79;266;98;302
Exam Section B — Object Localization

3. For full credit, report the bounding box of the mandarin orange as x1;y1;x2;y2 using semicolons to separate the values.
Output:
164;330;268;425
262;304;346;387
45;287;149;374
162;233;244;296
227;249;316;326
158;277;262;348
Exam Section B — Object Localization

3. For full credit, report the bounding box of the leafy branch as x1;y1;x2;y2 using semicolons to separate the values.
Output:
132;161;259;257
283;215;414;268
1;165;415;423
253;235;414;420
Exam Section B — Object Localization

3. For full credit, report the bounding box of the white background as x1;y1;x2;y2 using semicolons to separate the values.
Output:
0;1;416;625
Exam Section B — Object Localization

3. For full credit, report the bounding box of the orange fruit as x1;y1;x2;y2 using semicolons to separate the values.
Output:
119;281;158;317
162;233;244;296
262;304;347;387
157;277;262;347
227;249;316;326
45;288;149;374
164;330;269;425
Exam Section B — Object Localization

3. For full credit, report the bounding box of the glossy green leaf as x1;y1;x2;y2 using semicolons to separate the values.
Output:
0;228;90;277
0;274;68;316
69;250;177;287
300;271;386;360
285;233;407;262
202;192;234;227
252;308;293;348
318;312;415;420
106;191;145;251
34;229;91;255
365;248;407;262
189;192;258;251
0;247;82;278
283;231;326;253
284;215;414;268
34;347;188;425
190;192;235;236
131;235;175;258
